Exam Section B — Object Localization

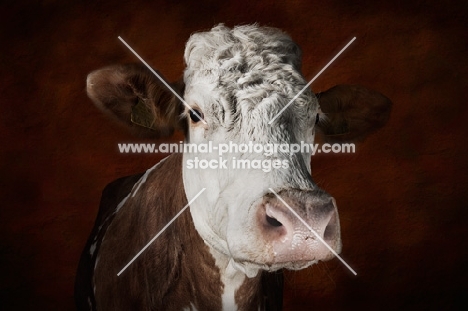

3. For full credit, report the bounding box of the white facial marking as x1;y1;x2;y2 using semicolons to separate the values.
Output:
182;25;319;273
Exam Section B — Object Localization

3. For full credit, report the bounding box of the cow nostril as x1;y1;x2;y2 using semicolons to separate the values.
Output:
266;215;283;227
324;223;335;240
323;210;338;240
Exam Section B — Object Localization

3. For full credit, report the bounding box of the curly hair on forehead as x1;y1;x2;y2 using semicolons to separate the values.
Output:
183;24;313;127
184;24;303;78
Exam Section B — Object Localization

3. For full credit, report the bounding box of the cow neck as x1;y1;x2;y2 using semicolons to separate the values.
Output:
166;153;263;310
208;246;263;310
152;153;224;310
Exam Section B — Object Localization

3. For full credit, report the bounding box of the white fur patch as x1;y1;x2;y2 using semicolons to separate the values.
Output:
182;303;198;311
208;247;250;310
89;242;96;256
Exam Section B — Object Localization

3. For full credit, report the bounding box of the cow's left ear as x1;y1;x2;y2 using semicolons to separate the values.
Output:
315;85;392;142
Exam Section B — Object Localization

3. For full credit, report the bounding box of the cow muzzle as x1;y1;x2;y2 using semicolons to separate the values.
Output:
256;189;342;267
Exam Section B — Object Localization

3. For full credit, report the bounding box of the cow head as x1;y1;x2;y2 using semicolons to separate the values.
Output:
87;24;391;277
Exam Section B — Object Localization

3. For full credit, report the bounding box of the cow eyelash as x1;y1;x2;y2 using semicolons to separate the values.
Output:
189;108;204;123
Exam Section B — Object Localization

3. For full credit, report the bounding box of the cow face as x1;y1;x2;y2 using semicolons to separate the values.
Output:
86;24;391;277
182;25;334;275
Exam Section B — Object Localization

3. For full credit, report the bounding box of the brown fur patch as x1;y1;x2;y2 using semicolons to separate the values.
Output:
89;154;223;310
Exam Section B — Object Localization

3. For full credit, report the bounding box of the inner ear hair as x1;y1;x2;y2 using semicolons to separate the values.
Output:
315;84;392;142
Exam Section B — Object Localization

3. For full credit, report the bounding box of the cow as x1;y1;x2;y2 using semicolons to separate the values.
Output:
75;24;391;310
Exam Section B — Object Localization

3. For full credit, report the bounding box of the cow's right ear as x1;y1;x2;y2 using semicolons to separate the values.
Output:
315;85;392;142
86;64;186;138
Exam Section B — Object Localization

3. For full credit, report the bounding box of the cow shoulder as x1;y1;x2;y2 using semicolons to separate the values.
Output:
93;154;223;310
75;173;144;310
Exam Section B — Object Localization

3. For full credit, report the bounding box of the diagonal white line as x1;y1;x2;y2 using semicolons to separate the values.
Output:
269;188;357;275
118;36;207;125
268;37;356;125
117;188;206;276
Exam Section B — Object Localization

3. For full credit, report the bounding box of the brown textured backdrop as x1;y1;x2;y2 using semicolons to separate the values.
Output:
1;0;467;310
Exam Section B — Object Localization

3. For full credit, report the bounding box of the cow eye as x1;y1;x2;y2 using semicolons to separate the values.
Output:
189;109;204;123
315;113;320;124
